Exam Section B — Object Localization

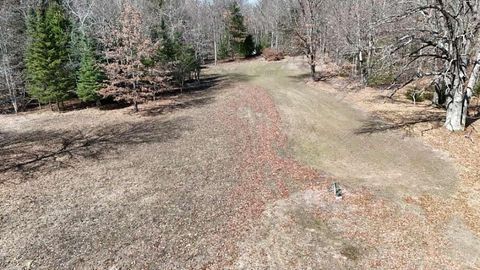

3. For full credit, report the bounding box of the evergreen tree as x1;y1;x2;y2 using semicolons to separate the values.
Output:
173;45;200;88
26;8;50;103
77;40;102;103
218;36;232;60
227;1;247;58
26;2;73;108
157;20;180;63
157;23;201;88
243;34;256;57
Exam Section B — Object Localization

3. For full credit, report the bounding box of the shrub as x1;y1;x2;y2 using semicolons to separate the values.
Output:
243;35;255;57
405;86;425;103
367;70;395;87
338;64;353;77
474;82;480;97
423;91;434;101
263;48;284;61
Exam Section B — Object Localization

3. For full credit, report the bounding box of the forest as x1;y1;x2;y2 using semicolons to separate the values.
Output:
1;0;479;131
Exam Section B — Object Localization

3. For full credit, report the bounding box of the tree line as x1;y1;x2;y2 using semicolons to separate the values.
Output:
0;0;257;113
256;0;480;131
1;0;480;131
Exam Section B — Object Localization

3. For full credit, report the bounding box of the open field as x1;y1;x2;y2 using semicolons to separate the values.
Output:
1;58;479;269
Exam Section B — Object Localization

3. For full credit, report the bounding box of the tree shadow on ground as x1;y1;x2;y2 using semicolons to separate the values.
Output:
354;110;445;134
0;117;191;183
141;73;254;116
158;74;228;97
226;72;257;83
141;74;226;117
288;71;336;82
141;96;215;116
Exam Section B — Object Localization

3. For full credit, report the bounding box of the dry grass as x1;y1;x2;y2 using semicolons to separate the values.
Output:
213;58;480;269
308;63;480;267
2;59;479;269
0;70;322;269
321;70;480;238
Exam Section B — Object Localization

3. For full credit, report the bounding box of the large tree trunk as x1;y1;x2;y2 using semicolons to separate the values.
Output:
445;88;468;131
445;50;480;131
445;66;467;131
466;50;480;103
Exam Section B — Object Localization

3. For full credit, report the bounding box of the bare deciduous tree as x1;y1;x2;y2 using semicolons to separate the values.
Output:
286;0;325;80
390;0;480;131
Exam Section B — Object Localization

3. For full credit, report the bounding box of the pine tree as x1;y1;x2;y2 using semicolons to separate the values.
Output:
157;23;200;89
26;9;50;104
157;20;180;63
243;34;256;57
227;2;247;58
25;2;73;109
77;40;102;103
173;45;200;88
218;36;232;60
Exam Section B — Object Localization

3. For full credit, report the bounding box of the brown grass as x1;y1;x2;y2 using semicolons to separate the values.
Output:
0;70;321;269
213;58;480;269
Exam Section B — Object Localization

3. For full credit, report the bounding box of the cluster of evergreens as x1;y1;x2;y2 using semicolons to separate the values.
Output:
21;1;256;111
25;2;101;109
156;21;201;89
219;2;257;60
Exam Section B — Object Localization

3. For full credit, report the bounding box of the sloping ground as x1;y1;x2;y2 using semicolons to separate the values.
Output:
212;59;480;269
316;67;480;265
0;75;318;269
1;59;478;269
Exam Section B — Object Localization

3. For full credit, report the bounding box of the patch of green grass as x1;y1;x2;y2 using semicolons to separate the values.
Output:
405;86;426;103
367;71;396;87
474;83;480;97
423;91;434;101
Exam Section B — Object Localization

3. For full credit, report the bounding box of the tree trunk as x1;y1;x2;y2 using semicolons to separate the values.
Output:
444;50;480;131
359;51;366;85
275;31;279;50
366;37;374;83
432;76;447;107
271;31;274;48
445;88;467;131
213;31;217;65
310;63;316;81
133;100;139;113
2;56;18;114
444;65;467;131
465;50;480;102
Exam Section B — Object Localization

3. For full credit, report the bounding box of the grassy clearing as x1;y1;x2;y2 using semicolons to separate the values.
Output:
1;58;478;269
212;58;479;269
